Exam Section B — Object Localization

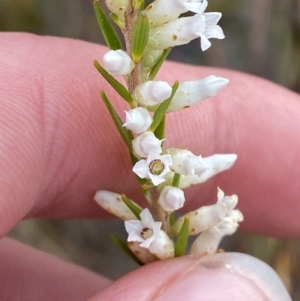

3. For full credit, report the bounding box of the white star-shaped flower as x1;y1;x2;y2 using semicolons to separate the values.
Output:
199;12;225;51
125;208;162;248
133;151;172;186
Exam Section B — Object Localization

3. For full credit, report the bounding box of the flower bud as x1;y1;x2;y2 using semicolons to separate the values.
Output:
123;107;153;134
103;50;134;76
94;190;139;221
133;81;172;106
148;230;174;259
158;186;185;212
132;131;162;158
168;76;229;112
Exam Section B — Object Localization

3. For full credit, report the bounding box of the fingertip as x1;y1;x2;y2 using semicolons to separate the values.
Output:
88;253;291;301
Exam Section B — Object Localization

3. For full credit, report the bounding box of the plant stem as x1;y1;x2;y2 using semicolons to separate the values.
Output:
123;0;142;94
124;1;168;233
149;187;170;235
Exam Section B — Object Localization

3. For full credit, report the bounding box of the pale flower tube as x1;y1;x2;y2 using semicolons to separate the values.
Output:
148;14;206;50
168;76;229;112
169;149;210;177
145;0;208;28
94;190;139;221
172;203;226;235
174;154;238;189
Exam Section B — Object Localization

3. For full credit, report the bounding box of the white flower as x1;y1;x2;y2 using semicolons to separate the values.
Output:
125;208;162;248
123;107;153;134
94;190;139;221
103;50;134;76
216;188;244;234
133;81;172;107
158;186;185;212
172;154;237;189
200;12;225;51
132;151;172;186
168;76;229;112
125;209;174;259
148;10;224;51
189;188;243;256
169;149;210;177
172;203;226;235
148;14;206;50
132;131;163;158
145;0;208;28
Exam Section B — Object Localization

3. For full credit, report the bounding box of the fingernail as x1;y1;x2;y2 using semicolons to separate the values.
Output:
154;253;291;301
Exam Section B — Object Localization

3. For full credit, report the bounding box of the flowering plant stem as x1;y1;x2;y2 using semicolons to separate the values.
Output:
123;2;141;93
93;0;243;265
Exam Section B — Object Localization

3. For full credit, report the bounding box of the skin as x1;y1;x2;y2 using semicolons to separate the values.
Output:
0;32;299;300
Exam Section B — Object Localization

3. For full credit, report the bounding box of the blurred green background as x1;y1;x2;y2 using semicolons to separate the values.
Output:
1;0;300;299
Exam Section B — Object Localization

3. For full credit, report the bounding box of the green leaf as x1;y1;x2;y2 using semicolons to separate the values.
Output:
101;91;134;151
153;115;165;141
93;0;123;50
148;48;172;80
150;81;179;132
121;194;142;220
175;218;189;257
172;173;181;188
131;12;149;63
111;234;143;266
94;60;135;106
133;0;145;10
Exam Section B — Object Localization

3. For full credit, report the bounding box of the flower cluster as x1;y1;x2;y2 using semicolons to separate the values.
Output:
93;0;243;264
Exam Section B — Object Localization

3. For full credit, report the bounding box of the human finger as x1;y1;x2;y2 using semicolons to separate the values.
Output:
0;33;299;237
0;237;111;301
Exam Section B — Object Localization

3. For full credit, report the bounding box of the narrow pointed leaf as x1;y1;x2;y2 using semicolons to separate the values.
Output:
172;173;181;188
94;60;135;106
101;91;134;151
148;48;172;80
175;218;189;257
131;12;149;63
150;81;179;132
93;0;122;50
133;0;145;10
153;115;165;141
122;194;142;220
111;235;143;266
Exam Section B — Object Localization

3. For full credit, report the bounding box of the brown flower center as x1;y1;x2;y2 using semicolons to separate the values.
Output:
141;227;153;239
149;159;165;175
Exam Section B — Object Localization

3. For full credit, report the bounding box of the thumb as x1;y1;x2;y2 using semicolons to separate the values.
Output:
89;253;291;301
